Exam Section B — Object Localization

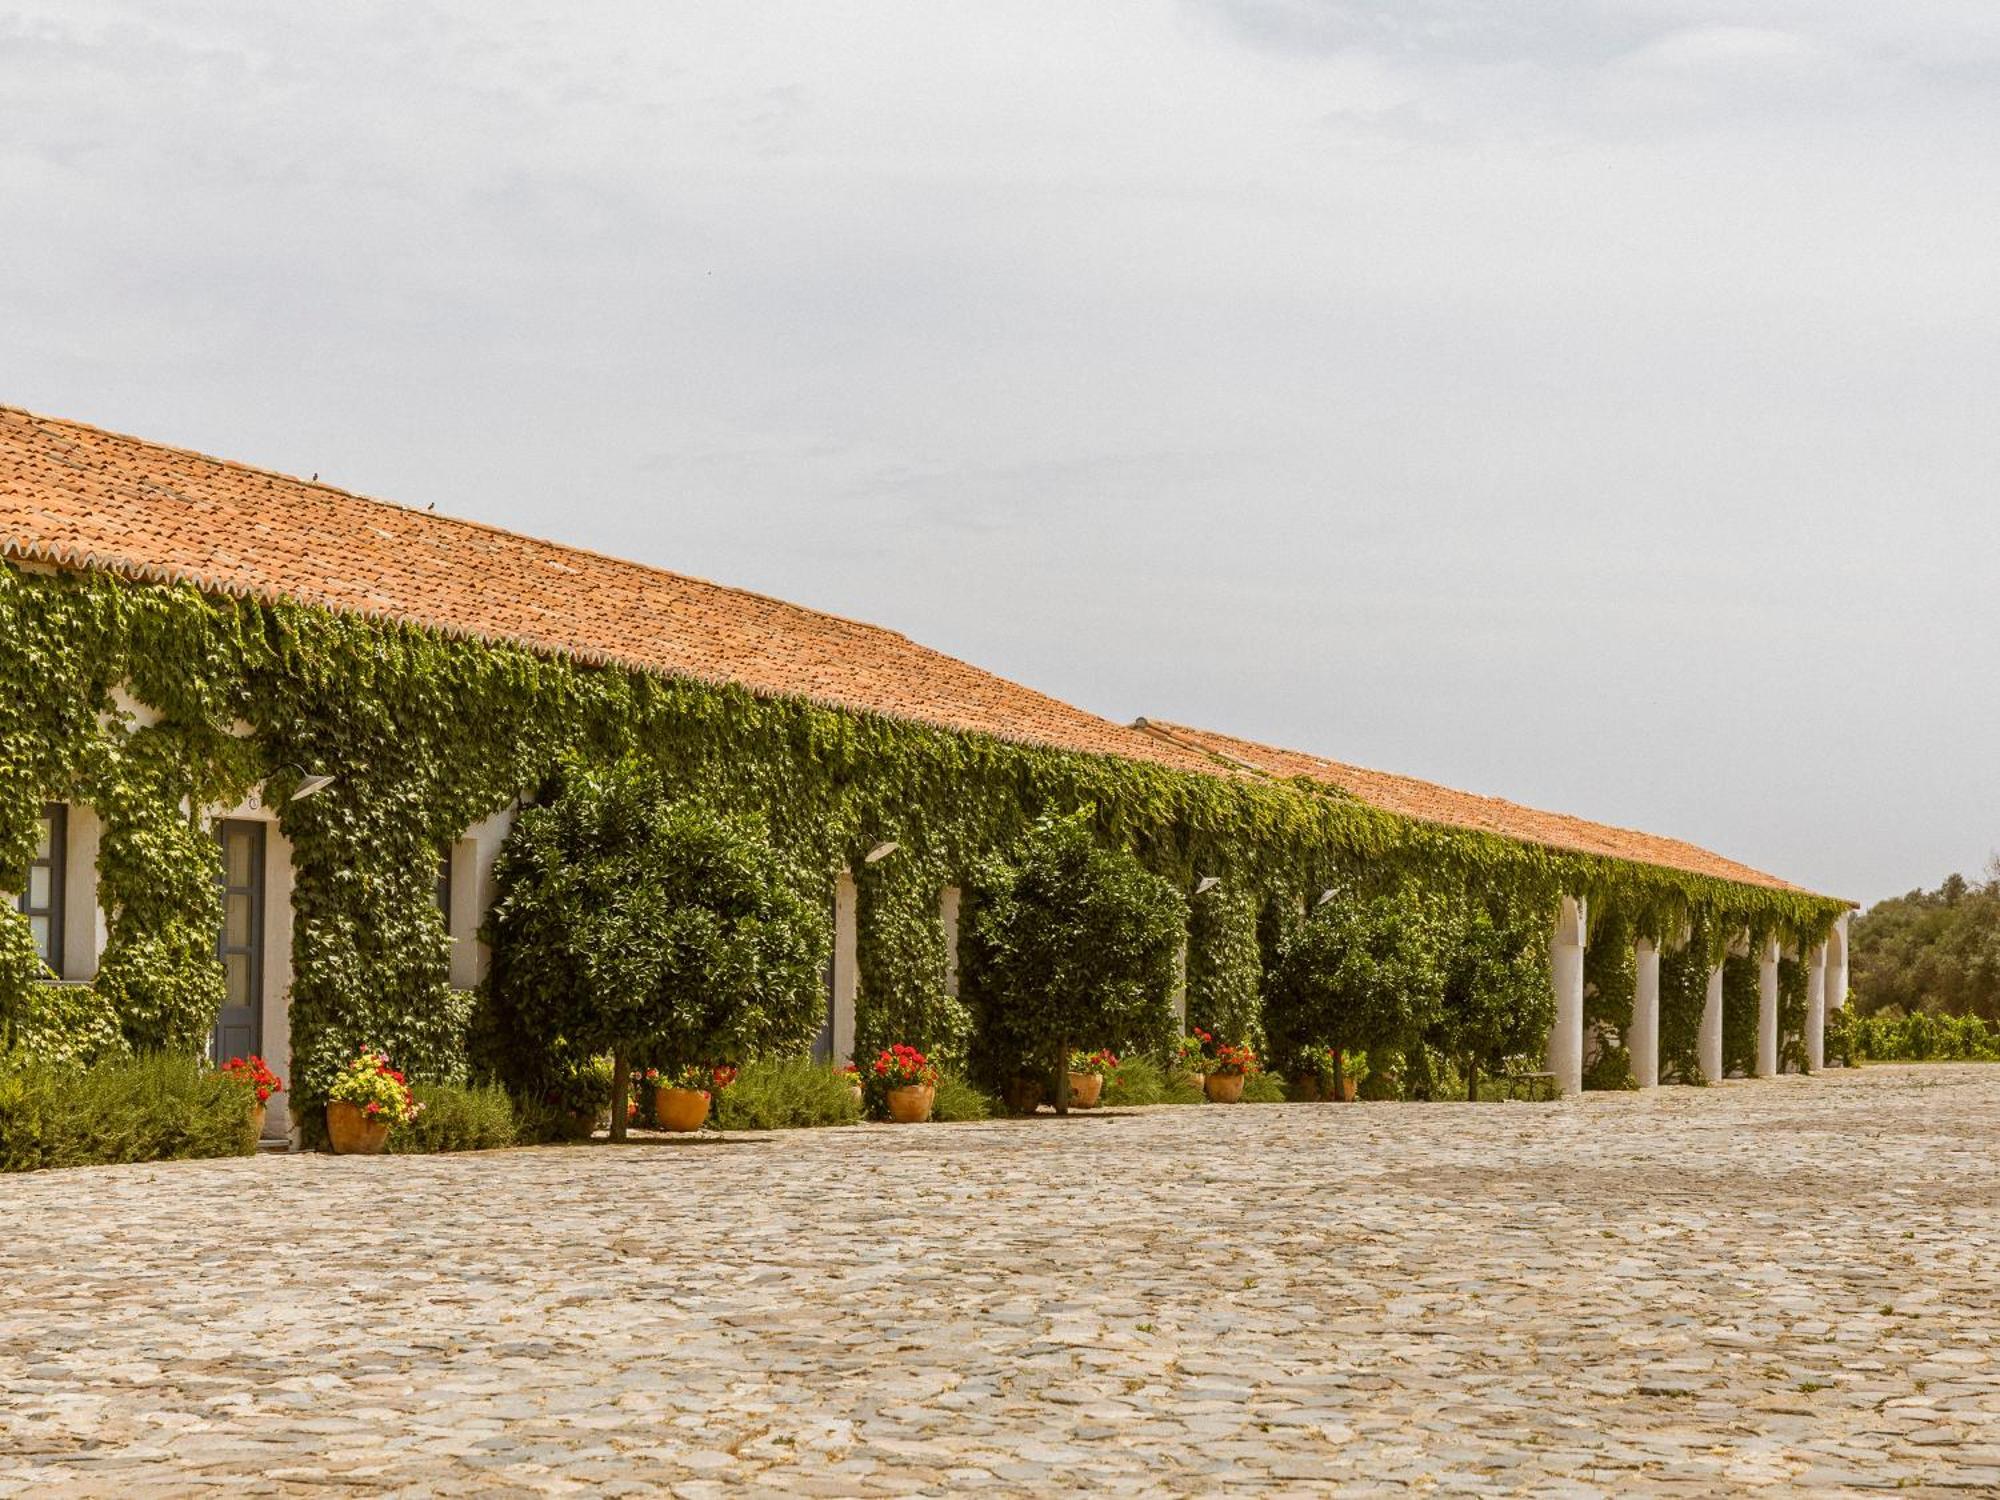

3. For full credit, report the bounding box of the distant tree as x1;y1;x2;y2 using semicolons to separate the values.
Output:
1851;867;2000;1022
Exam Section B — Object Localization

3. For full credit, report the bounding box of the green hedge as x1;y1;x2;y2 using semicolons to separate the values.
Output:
1830;1010;2000;1064
0;1053;256;1172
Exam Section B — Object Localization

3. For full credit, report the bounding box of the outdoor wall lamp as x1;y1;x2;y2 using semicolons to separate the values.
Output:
283;767;336;802
864;841;899;864
1316;888;1338;907
1194;875;1220;895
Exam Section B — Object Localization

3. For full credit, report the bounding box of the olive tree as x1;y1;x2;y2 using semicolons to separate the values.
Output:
484;760;829;1138
967;812;1186;1113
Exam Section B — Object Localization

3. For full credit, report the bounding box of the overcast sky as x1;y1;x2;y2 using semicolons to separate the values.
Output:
4;1;1996;905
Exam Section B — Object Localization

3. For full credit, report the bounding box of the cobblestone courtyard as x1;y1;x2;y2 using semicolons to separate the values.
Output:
3;1065;1997;1496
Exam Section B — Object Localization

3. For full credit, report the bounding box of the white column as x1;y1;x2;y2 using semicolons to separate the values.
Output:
832;871;858;1065
1827;913;1850;1013
62;803;104;981
1699;961;1724;1083
466;806;516;986
1546;895;1586;1096
940;886;962;1000
1629;937;1660;1088
1756;935;1780;1078
1805;941;1828;1072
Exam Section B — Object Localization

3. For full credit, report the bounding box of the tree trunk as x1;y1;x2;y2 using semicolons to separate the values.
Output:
1053;1039;1070;1116
610;1048;629;1142
1466;1056;1479;1103
1333;1047;1346;1101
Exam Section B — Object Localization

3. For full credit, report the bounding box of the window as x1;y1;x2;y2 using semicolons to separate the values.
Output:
20;804;65;975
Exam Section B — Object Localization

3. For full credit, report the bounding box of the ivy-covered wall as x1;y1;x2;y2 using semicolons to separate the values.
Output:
0;562;1851;1111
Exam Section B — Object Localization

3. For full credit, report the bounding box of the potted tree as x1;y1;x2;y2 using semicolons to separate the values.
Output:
1266;882;1449;1104
324;1049;421;1154
1427;900;1553;1101
483;760;829;1142
965;812;1186;1116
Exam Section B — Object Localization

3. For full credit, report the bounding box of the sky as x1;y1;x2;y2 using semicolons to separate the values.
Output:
3;1;1996;906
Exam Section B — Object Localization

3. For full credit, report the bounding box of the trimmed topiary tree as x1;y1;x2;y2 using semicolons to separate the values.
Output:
1430;899;1554;1100
482;759;830;1138
965;811;1186;1114
1267;879;1450;1097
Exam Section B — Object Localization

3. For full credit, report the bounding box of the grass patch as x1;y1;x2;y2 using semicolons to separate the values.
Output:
0;1052;256;1172
385;1082;519;1153
715;1058;861;1131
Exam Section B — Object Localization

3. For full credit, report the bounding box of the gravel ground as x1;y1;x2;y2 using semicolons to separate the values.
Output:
2;1063;1997;1496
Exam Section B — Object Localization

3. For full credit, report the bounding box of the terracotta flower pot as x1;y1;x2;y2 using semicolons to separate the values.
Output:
325;1100;390;1155
1204;1072;1246;1104
887;1083;935;1123
1067;1072;1105;1109
1002;1077;1044;1115
249;1101;268;1142
849;1083;864;1111
655;1086;711;1133
1290;1074;1321;1103
1336;1076;1358;1102
1179;1071;1205;1095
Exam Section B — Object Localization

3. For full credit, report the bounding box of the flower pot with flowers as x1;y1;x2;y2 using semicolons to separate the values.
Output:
656;1063;735;1132
1204;1040;1259;1103
220;1055;284;1140
1175;1030;1211;1094
1289;1044;1343;1103
324;1050;422;1154
1066;1049;1116;1109
839;1062;863;1111
873;1045;939;1122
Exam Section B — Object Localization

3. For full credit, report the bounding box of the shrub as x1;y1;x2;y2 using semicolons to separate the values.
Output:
1101;1054;1204;1107
0;1052;257;1172
1240;1071;1286;1103
714;1058;862;1130
385;1082;518;1153
931;1071;994;1122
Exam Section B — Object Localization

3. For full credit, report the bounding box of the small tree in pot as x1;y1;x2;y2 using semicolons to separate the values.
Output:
1267;879;1450;1099
1428;898;1554;1100
967;812;1185;1115
483;759;829;1138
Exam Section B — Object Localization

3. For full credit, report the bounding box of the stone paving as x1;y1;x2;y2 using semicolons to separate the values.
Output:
3;1065;1999;1496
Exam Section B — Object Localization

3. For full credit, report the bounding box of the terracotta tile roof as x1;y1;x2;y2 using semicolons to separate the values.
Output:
1134;719;1814;894
0;405;1228;775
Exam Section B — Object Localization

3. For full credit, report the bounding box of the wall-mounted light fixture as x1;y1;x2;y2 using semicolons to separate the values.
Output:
1316;888;1338;908
285;769;336;802
1194;875;1220;895
864;841;899;864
